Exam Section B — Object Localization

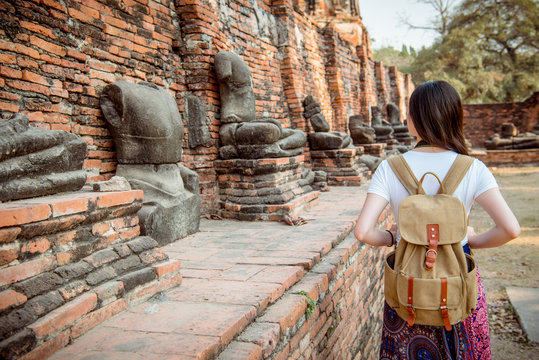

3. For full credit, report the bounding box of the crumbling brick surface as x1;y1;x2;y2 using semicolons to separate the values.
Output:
0;191;180;359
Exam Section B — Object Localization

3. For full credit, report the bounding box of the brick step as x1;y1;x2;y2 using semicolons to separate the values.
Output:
218;190;320;221
0;191;182;360
5;257;182;360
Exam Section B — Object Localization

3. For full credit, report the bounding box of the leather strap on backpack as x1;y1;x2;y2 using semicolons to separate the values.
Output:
407;277;415;327
440;278;452;331
426;224;440;270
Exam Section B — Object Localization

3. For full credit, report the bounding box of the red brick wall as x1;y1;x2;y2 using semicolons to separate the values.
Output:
472;149;539;166
463;92;539;148
322;25;361;133
357;34;379;124
0;0;410;214
266;208;394;359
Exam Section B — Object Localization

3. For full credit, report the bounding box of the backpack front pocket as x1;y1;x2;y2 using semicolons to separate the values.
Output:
384;251;399;308
395;273;464;311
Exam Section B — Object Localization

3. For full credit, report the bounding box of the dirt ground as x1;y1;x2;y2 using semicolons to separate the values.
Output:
468;166;539;359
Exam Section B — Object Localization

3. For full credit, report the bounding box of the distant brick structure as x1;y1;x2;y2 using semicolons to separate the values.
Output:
464;92;539;148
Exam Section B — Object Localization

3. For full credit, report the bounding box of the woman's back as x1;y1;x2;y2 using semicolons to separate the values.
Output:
368;150;498;245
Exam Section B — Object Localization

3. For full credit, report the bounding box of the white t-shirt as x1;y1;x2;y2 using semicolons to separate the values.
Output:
368;150;498;245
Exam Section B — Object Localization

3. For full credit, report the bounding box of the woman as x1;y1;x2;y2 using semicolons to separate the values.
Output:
354;80;520;359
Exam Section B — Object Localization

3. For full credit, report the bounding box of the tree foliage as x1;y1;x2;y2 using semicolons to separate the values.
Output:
399;0;539;103
373;46;416;73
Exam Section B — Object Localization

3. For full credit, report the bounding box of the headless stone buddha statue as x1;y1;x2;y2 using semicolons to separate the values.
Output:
371;105;393;142
349;114;375;145
303;96;353;150
0;113;87;201
485;122;539;150
387;102;414;145
100;80;200;244
215;51;306;159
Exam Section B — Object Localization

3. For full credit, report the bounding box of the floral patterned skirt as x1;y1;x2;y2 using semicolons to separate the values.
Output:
463;264;491;359
379;303;474;360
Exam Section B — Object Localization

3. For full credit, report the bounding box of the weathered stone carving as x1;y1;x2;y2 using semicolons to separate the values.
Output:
485;122;539;150
312;170;329;191
359;154;383;172
387;103;414;145
349;114;375;145
185;95;211;148
101;80;200;245
0;113;87;202
371;105;394;142
93;176;131;192
303;96;353;150
215;51;306;159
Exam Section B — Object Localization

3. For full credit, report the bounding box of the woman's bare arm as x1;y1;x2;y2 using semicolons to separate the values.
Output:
467;188;521;249
354;193;393;247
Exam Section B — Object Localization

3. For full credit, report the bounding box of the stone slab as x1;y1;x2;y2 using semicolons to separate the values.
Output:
506;286;539;343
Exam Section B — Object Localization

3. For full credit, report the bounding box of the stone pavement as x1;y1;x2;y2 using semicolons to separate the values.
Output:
506;287;539;343
49;186;372;359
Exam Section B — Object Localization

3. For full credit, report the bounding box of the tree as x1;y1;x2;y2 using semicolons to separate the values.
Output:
401;0;459;39
373;46;416;73
400;44;410;56
408;0;539;103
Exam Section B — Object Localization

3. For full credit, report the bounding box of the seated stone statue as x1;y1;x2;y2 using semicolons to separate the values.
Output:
303;96;353;150
0;113;87;201
387;102;414;145
485;122;539;150
349;114;375;145
371;105;394;142
100;80;200;244
360;154;383;172
215;51;306;159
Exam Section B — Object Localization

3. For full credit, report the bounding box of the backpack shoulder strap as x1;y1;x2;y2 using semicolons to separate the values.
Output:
387;155;419;195
442;154;475;195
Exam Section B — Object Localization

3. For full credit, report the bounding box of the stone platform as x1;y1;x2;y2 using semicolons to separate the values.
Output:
48;187;393;360
310;148;368;186
507;287;539;343
215;156;319;221
472;148;539;167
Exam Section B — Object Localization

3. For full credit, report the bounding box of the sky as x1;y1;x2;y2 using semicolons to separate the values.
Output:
359;0;441;51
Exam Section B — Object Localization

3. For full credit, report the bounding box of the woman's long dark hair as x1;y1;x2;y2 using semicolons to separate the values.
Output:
408;81;469;155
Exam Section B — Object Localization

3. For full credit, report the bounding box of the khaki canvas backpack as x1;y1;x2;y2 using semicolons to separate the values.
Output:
384;154;478;330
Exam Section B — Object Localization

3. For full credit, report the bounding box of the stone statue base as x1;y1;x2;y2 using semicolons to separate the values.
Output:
117;163;201;246
215;156;319;221
310;148;368;186
362;143;387;158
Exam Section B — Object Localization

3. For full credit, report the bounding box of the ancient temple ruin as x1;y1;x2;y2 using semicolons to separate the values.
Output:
0;0;537;359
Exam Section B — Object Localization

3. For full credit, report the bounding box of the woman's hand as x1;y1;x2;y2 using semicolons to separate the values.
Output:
467;226;476;238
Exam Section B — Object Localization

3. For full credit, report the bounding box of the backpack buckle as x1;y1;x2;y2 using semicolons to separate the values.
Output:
407;305;415;327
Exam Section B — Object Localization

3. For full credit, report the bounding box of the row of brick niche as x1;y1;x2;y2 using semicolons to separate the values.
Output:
0;47;413;359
